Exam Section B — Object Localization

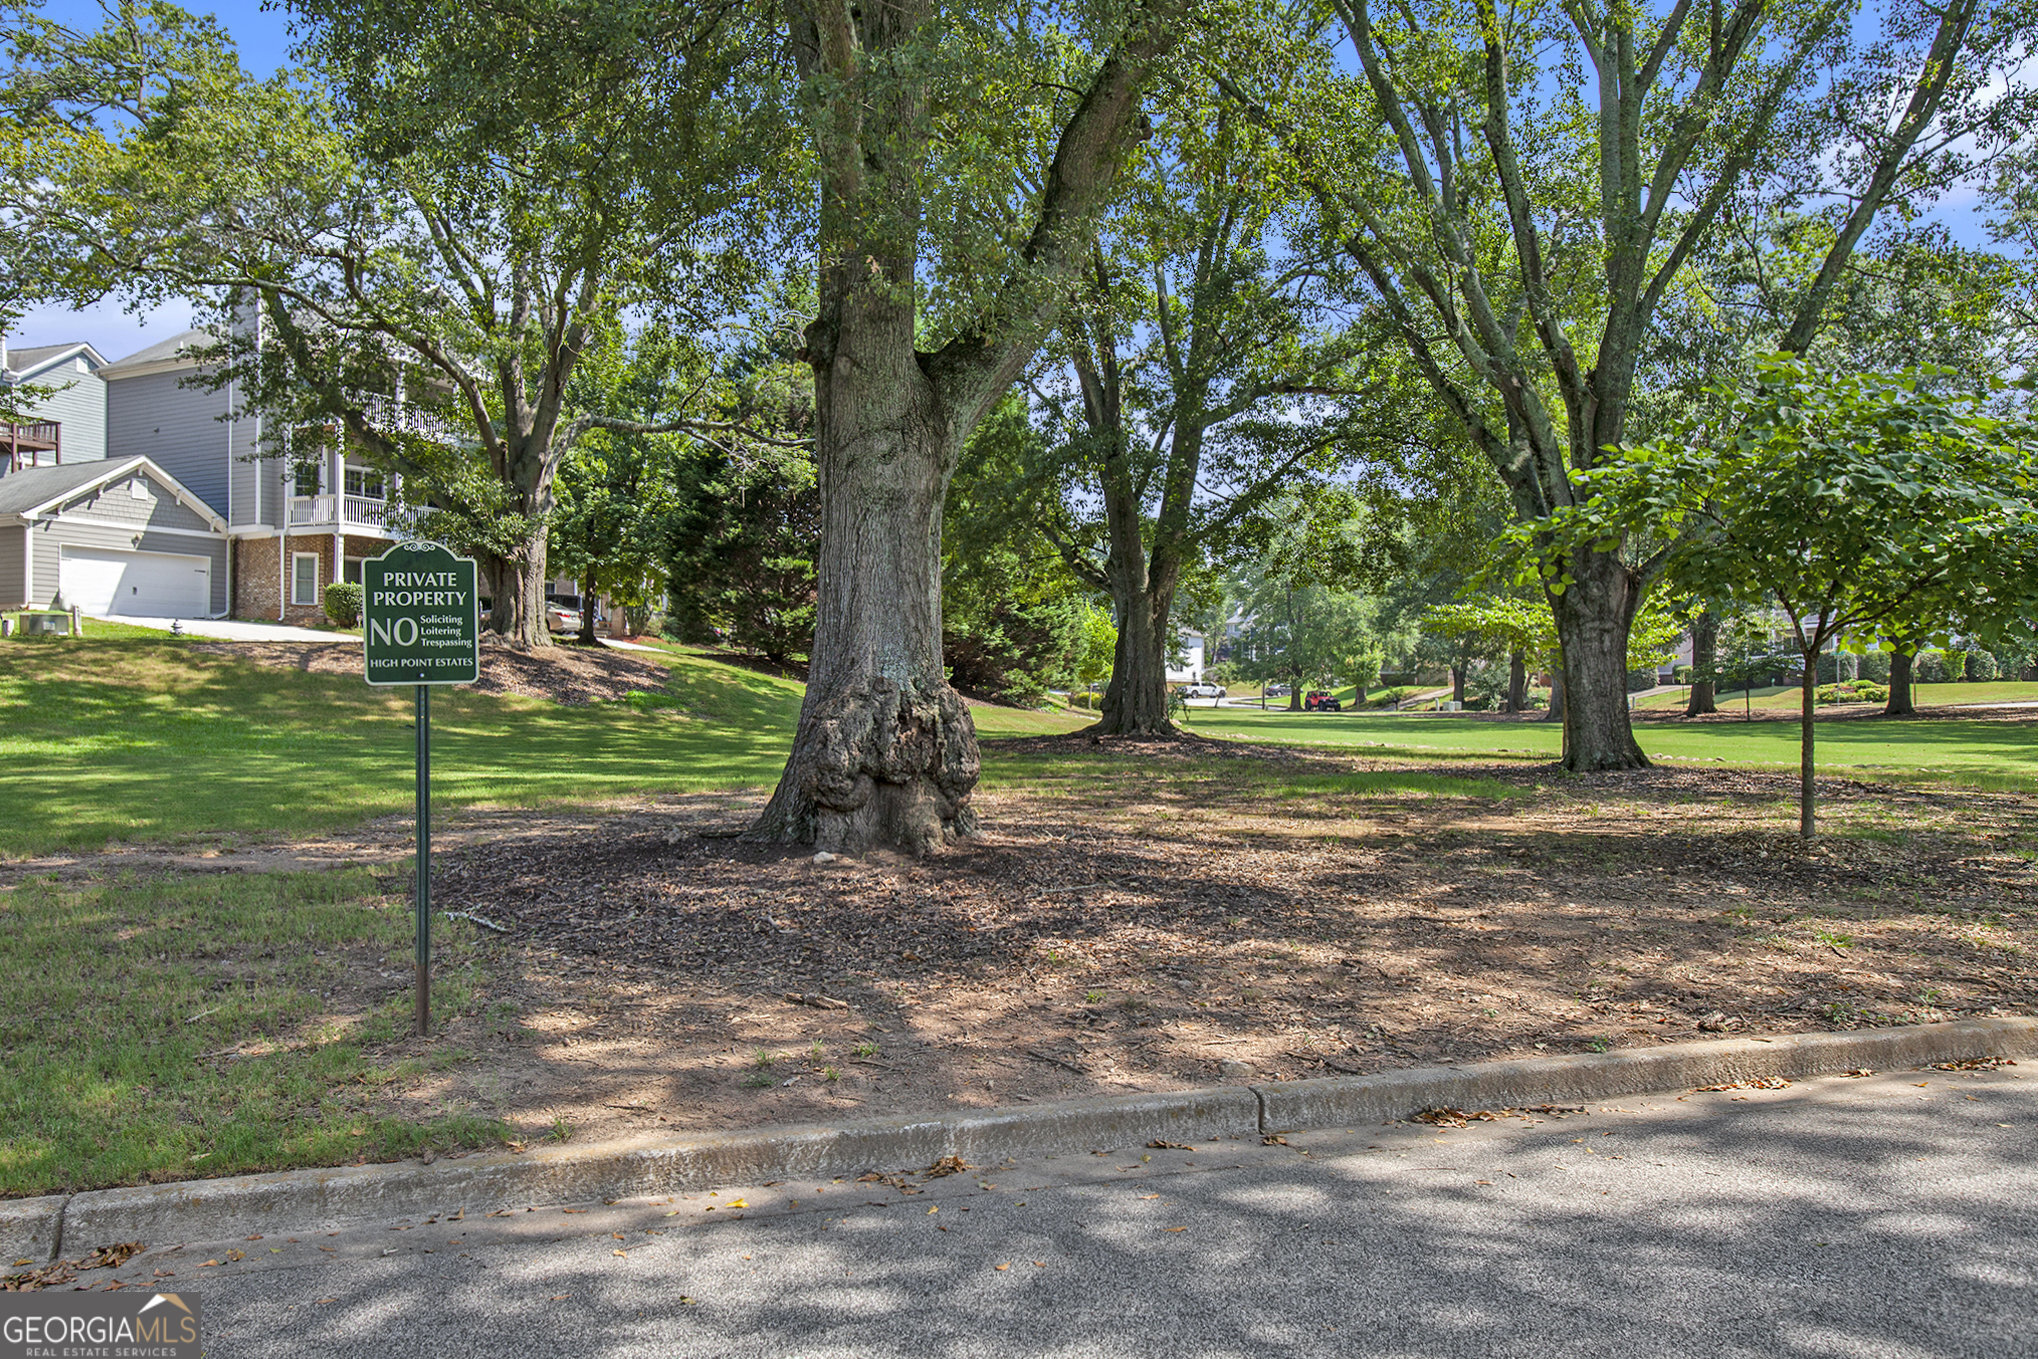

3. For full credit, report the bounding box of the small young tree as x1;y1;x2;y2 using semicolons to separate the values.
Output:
1553;357;2038;837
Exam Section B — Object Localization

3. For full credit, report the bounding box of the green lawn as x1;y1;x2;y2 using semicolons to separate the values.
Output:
0;870;509;1198
0;634;1081;856
1179;705;2038;787
1636;681;2038;711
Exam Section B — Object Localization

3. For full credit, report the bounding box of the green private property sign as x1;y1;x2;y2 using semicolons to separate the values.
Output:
362;542;480;686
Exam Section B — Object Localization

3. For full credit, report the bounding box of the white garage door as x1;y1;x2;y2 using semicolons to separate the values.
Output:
59;547;211;617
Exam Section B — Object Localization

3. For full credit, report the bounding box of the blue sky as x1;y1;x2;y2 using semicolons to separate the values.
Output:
12;0;295;360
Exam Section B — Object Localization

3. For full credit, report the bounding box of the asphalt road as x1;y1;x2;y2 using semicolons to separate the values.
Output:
94;1065;2037;1358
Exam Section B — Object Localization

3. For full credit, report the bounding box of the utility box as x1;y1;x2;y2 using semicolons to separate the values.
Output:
22;613;70;637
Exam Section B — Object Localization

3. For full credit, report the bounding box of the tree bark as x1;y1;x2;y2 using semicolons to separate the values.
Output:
751;357;977;856
1798;647;1818;838
1685;609;1718;716
756;0;1168;853
1884;648;1916;716
578;568;599;645
1098;580;1178;735
1506;650;1526;713
1544;663;1565;723
1450;664;1467;706
481;520;550;650
1549;550;1648;769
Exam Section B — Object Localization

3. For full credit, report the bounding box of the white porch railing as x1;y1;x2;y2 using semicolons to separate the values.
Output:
289;494;400;529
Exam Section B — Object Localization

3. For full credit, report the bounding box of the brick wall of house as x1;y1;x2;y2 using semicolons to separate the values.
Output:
237;533;396;623
281;533;337;624
232;537;280;620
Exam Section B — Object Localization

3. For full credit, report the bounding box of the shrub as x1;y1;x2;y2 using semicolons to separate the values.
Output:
1379;670;1417;689
1673;664;1694;685
1914;650;1952;684
1857;650;1892;683
1964;649;1998;682
323;581;363;628
1994;646;2036;681
1626;669;1657;692
1816;682;1889;705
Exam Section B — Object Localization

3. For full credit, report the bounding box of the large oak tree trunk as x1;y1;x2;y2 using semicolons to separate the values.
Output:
483;476;554;649
1098;582;1177;735
752;328;977;856
760;0;1167;854
1884;648;1916;716
1506;650;1526;713
1685;609;1718;716
1550;550;1648;769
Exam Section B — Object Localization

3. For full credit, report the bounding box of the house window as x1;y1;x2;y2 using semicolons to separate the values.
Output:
343;466;385;500
291;553;320;606
129;477;150;500
342;557;364;585
293;462;321;496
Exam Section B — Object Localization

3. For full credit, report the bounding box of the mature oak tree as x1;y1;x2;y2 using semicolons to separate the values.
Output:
1032;90;1361;735
1551;357;2038;837
2;0;782;646
750;0;1177;854
1221;0;2036;769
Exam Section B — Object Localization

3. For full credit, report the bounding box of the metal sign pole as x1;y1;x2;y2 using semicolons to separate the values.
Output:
360;538;478;1042
415;682;431;1037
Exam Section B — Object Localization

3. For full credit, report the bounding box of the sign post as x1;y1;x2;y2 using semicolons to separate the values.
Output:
362;541;480;1037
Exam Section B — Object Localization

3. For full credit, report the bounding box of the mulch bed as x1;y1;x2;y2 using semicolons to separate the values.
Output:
396;752;2037;1145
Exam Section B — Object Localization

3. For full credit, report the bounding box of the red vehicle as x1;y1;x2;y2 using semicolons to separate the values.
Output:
1303;690;1342;712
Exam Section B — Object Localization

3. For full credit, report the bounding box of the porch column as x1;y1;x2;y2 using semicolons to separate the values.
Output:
331;443;344;604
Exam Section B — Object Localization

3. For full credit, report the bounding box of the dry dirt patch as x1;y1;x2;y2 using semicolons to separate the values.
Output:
333;753;2038;1148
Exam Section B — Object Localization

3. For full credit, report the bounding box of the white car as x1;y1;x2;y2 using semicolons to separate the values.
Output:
1181;682;1227;698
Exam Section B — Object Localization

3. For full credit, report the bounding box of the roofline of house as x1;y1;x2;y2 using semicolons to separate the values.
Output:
6;455;228;533
2;342;111;385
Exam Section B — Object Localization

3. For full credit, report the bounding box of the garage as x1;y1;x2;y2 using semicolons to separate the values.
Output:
59;546;211;617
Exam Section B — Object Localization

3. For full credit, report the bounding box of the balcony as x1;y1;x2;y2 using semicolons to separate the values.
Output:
4;421;61;471
288;493;405;532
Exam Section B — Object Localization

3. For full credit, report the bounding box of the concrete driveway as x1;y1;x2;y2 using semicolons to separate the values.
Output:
108;616;351;643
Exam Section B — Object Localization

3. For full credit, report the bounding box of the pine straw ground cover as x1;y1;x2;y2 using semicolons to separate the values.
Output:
7;736;2033;1195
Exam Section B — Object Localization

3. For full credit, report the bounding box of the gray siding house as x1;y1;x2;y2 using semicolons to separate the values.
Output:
99;328;404;622
3;327;406;618
3;340;110;471
0;457;229;615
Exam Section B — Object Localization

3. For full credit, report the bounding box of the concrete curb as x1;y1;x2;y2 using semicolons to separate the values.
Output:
10;1018;2033;1264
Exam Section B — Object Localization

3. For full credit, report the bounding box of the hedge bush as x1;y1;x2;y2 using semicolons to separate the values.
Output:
1673;664;1694;685
1915;650;1953;684
1857;650;1892;682
1964;649;1999;682
1817;682;1889;704
323;581;363;628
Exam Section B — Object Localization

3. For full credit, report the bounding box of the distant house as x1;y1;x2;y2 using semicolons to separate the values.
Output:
1165;630;1207;684
3;340;109;473
2;328;409;620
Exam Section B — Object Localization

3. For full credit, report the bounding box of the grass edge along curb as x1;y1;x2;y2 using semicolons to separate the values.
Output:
12;1017;2033;1263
